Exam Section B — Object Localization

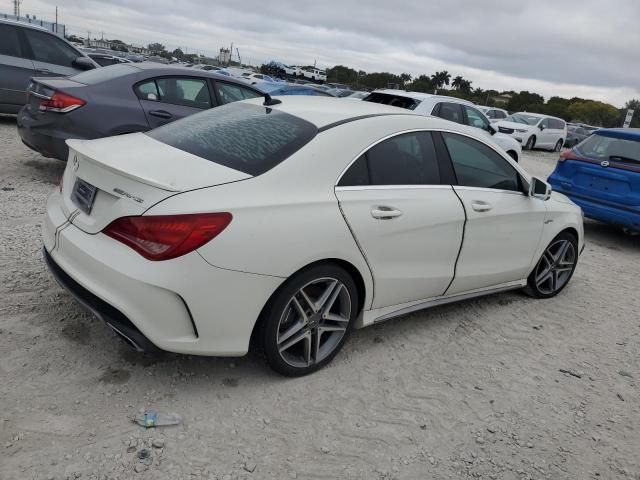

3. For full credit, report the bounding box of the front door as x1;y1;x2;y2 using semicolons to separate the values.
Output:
439;132;547;294
335;131;465;309
22;28;80;77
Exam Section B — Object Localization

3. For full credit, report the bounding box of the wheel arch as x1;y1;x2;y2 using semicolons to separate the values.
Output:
249;257;368;350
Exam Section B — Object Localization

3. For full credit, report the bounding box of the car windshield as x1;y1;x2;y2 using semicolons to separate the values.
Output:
505;114;540;125
146;102;318;176
576;134;640;164
70;64;138;84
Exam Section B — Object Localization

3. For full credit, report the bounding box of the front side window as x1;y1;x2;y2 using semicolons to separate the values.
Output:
463;106;490;131
216;82;262;104
0;25;22;57
338;132;440;186
23;29;79;67
494;110;507;119
435;102;463;124
443;132;521;192
539;118;549;129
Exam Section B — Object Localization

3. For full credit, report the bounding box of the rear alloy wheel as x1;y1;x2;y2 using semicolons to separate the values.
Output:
524;232;578;298
525;136;536;150
554;139;563;152
260;265;358;376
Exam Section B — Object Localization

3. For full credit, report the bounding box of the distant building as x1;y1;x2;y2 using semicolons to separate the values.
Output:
0;12;65;37
492;93;513;105
218;48;231;65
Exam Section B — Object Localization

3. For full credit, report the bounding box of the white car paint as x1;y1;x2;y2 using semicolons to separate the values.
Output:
300;68;327;82
364;90;522;161
495;112;567;151
477;106;509;122
43;97;583;369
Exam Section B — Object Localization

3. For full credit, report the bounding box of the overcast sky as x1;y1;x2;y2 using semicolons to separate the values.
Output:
23;0;640;106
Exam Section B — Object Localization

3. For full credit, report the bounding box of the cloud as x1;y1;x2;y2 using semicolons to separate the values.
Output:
26;0;640;106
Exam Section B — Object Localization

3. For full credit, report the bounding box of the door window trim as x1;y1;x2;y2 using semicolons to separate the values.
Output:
335;128;531;191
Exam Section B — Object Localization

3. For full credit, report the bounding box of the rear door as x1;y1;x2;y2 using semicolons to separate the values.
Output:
135;76;215;128
335;131;465;309
440;132;546;294
22;28;80;77
0;23;35;111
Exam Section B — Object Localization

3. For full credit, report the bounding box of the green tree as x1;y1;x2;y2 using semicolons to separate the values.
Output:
452;75;464;90
147;42;166;54
407;74;435;93
431;70;451;88
568;101;620;127
507;91;545;112
172;48;184;59
400;73;412;85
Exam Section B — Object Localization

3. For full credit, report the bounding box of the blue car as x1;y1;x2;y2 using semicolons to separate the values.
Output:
548;128;640;233
253;81;334;97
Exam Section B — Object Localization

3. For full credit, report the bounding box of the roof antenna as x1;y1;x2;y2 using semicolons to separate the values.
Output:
263;93;282;106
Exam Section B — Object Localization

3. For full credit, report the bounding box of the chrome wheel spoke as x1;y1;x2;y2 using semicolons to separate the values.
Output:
323;312;350;324
298;288;317;313
316;280;338;312
279;329;309;353
554;241;569;263
278;317;306;345
319;325;346;334
536;269;553;287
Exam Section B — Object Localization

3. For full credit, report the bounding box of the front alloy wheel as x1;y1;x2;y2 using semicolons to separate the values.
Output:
259;265;358;376
525;136;536;150
525;232;578;298
554;140;563;152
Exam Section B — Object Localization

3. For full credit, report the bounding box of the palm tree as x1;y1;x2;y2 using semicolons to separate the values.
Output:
460;79;473;94
430;71;451;89
452;75;464;90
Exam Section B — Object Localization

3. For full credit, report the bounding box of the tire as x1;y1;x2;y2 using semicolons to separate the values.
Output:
554;139;563;152
258;264;358;376
524;136;536;150
507;150;518;162
523;231;578;299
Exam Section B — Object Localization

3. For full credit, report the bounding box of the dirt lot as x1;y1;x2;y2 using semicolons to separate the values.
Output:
1;114;639;480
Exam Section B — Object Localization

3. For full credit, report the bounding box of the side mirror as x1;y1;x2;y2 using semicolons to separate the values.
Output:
529;177;552;201
488;124;496;135
73;56;97;70
539;124;545;131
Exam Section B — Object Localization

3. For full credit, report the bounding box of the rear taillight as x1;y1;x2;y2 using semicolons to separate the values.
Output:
558;149;579;163
39;92;86;113
103;213;232;261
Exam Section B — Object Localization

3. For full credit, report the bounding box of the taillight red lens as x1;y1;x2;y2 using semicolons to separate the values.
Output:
559;149;580;162
103;213;232;261
39;92;86;113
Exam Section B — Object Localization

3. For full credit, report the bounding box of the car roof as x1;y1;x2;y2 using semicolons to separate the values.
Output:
0;17;51;33
242;95;455;130
131;62;257;84
513;112;564;121
594;128;640;141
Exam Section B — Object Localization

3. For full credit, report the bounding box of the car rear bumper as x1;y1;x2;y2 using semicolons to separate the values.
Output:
42;191;284;356
551;188;640;232
17;108;74;160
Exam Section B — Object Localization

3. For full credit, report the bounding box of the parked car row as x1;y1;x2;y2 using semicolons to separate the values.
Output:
495;113;568;152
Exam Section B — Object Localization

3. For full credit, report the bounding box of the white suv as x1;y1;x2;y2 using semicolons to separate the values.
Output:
300;68;327;82
495;112;567;151
363;90;522;161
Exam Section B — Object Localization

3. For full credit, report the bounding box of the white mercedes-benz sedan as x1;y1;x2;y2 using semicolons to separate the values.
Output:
43;96;584;376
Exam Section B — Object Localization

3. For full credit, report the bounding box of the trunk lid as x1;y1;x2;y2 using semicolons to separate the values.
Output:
25;77;88;115
61;133;252;234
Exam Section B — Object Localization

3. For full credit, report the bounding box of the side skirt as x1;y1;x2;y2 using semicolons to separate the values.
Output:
356;280;526;328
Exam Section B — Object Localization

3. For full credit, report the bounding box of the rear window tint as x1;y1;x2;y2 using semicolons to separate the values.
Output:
146;102;318;176
70;64;138;85
577;134;640;165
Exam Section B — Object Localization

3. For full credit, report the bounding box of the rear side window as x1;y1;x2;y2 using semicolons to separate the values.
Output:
577;134;640;165
71;64;137;84
463;105;490;131
435;102;463;124
0;25;22;57
23;29;78;67
338;132;440;186
443;132;521;192
146;102;317;176
155;78;211;108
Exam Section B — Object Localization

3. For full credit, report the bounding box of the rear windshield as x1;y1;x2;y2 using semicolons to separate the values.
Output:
363;92;420;110
146;102;318;176
577;134;640;165
70;64;138;85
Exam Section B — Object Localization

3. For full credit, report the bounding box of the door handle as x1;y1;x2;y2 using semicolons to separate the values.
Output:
371;206;403;219
36;68;52;74
471;201;492;212
149;110;173;119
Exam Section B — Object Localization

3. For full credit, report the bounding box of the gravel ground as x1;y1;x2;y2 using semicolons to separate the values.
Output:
1;114;639;480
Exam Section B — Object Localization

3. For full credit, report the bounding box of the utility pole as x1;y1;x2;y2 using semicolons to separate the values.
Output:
55;6;58;34
229;42;233;66
14;0;22;17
